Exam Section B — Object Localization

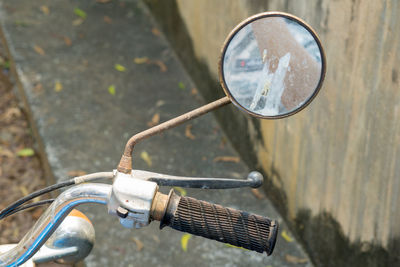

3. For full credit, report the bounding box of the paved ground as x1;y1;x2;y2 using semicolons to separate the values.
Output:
0;0;312;266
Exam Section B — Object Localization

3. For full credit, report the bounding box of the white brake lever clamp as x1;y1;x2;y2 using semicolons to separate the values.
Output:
108;171;158;229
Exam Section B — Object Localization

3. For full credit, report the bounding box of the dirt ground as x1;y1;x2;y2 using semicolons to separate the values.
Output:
0;45;47;245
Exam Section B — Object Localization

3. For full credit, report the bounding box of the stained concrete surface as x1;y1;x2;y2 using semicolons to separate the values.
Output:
0;0;311;266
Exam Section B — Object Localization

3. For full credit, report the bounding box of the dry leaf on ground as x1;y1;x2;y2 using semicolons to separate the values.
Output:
251;188;265;199
147;113;160;127
40;5;50;15
151;27;160;36
131;237;144;251
72;18;84;26
1;107;21;122
285;254;308;264
151;60;167;72
19;185;29;196
32;208;44;220
103;16;112;24
63;36;72;46
33;45;45;56
134;57;149;64
155;100;165;107
213;156;240;163
97;0;112;3
0;148;14;158
185;124;195;140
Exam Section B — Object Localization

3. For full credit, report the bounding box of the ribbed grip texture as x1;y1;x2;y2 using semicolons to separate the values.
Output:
167;196;278;255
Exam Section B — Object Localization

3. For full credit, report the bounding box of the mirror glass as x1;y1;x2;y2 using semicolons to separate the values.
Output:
221;14;325;118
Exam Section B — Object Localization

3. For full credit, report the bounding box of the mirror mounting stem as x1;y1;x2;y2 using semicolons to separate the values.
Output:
117;96;231;173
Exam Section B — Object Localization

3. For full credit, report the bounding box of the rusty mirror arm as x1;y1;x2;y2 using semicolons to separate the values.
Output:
117;96;231;173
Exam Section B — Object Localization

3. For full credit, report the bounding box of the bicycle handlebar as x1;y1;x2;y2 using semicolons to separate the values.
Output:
1;173;278;266
0;183;111;267
156;191;278;255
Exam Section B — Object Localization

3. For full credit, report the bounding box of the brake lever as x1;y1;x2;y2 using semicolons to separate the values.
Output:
131;170;263;189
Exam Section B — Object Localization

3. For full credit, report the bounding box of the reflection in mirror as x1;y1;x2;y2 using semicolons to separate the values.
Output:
222;15;324;118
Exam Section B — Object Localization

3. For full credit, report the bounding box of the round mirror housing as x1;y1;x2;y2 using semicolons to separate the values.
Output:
219;12;326;119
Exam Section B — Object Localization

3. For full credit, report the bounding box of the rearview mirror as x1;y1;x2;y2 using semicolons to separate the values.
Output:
219;12;326;118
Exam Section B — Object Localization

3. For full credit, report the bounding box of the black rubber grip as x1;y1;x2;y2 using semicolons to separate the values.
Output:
162;195;278;255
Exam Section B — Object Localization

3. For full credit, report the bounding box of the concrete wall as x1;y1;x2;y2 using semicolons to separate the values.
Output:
145;0;400;265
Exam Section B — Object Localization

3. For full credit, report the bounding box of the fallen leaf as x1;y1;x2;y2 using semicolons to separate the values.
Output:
213;156;240;163
281;230;294;243
140;151;152;167
2;107;21;121
151;27;160;36
13;228;19;239
219;137;227;149
156;100;165;107
181;233;191;252
285;254;308;264
63;36;72;46
151;60;167;72
225;244;248;251
97;0;112;3
114;64;126;72
131;237;144;251
1;60;10;70
72;18;84;26
191;88;198;95
33;45;45;56
251;188;265;199
134;57;149;64
40;5;50;15
67;170;87;177
82;59;89;67
32;197;42;203
0;147;13;158
32;208;44;220
108;85;116;95
15;21;29;27
54;81;63;92
173;187;186;197
185;124;195;140
201;156;207;161
103;15;112;24
178;82;185;90
151;235;160;244
147;113;160;127
74;8;87;19
17;148;35;157
19;186;29;196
